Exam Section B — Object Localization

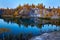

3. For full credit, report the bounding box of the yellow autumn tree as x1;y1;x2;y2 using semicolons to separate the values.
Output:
44;14;48;18
16;5;23;11
13;11;18;17
57;9;60;16
23;4;30;10
48;12;53;17
37;3;43;9
31;4;35;8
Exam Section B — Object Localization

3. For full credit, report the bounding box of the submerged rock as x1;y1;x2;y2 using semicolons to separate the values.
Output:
29;31;60;40
0;28;10;33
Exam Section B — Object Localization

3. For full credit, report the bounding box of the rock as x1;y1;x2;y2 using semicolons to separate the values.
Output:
0;28;10;34
29;31;60;40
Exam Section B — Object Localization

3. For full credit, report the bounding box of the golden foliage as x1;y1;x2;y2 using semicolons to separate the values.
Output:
37;4;44;9
0;4;60;17
31;4;35;8
13;11;18;17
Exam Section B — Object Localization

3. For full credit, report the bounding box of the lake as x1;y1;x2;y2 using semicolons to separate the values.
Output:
0;18;60;40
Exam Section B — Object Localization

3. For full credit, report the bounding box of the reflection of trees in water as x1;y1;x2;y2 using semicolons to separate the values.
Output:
2;18;60;27
37;24;42;28
0;18;60;40
2;18;43;27
48;20;60;26
3;18;22;26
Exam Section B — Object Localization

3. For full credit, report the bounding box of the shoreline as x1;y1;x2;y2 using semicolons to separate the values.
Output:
1;15;60;20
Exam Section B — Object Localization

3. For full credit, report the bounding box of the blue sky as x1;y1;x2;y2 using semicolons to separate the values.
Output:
0;0;60;8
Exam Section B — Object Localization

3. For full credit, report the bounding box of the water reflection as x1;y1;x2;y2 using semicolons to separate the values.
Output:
0;18;60;40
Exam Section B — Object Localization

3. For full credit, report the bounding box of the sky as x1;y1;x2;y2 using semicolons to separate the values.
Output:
0;0;60;8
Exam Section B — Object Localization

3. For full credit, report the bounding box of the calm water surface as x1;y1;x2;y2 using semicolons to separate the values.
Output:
0;18;60;40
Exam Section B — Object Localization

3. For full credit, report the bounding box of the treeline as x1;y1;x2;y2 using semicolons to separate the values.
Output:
0;4;60;17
